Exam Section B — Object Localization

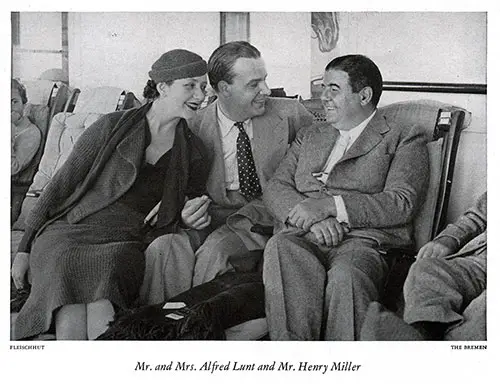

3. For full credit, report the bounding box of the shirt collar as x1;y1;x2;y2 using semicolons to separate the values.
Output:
216;102;251;139
338;109;377;143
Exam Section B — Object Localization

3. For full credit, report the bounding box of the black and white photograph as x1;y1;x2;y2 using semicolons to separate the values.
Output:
3;1;496;383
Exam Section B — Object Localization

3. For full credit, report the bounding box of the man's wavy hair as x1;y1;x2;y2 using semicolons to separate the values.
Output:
208;41;261;92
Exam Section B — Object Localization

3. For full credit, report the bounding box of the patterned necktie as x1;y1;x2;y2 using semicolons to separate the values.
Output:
235;121;262;199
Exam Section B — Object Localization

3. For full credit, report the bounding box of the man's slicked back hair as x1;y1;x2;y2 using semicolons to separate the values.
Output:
208;41;261;92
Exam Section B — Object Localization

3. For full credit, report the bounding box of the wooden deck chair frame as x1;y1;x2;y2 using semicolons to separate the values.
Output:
63;88;81;113
432;109;466;237
48;83;70;121
120;91;138;110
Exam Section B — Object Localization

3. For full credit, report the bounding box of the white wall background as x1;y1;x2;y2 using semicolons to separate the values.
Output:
66;12;313;99
311;12;487;84
342;12;486;84
12;12;62;80
68;12;221;99
250;12;311;98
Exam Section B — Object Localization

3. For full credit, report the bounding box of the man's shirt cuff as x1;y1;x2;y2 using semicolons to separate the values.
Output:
333;195;350;225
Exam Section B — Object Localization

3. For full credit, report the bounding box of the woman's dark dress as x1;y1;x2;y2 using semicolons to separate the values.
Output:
15;146;173;340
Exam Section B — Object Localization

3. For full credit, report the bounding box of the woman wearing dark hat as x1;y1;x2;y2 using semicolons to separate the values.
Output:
11;49;212;340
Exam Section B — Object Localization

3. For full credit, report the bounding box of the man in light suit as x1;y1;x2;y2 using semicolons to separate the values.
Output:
262;54;429;340
139;41;313;303
188;41;313;286
361;192;487;341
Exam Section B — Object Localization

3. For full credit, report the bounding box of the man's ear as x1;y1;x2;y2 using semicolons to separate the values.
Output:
217;81;231;97
358;86;373;106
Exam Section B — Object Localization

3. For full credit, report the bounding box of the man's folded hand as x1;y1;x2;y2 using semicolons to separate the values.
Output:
287;197;337;231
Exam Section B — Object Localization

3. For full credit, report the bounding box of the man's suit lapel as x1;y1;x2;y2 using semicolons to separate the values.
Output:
251;105;285;178
339;111;390;163
313;125;341;171
199;103;230;204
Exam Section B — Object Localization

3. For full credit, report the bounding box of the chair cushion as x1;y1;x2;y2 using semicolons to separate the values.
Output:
24;103;50;134
379;99;471;139
13;111;103;230
413;139;443;249
22;80;57;106
73;86;126;114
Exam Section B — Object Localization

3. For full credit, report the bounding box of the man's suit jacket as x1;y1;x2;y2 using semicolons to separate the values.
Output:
263;109;430;249
437;192;487;259
189;97;313;228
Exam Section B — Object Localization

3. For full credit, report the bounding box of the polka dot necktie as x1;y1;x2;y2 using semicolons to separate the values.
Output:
235;121;262;199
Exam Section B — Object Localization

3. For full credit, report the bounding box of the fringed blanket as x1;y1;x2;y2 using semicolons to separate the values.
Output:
97;271;265;340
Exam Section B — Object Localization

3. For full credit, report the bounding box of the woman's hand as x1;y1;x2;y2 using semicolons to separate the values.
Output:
11;252;30;289
181;195;211;230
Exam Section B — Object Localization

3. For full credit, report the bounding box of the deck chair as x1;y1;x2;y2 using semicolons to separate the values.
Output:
71;86;140;114
11;80;72;223
11;86;139;262
63;87;81;113
22;79;72;122
225;99;471;340
377;100;471;311
270;88;299;99
300;97;327;123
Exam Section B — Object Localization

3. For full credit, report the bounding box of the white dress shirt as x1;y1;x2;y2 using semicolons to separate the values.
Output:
216;102;254;191
317;110;376;224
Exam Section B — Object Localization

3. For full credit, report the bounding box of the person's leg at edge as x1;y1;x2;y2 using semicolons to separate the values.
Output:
402;253;486;339
140;229;207;305
193;224;248;286
263;232;326;340
87;299;115;340
444;290;486;341
55;304;87;340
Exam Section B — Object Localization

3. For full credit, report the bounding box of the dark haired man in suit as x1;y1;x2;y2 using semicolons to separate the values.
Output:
262;54;429;340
